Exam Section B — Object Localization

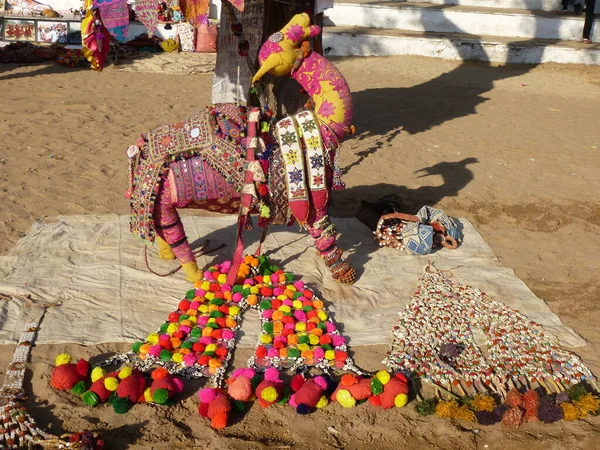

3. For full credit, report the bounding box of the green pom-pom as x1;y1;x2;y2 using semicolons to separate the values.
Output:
257;255;267;265
302;306;313;312
251;374;263;390
131;342;143;353
185;289;196;299
263;322;274;333
210;311;224;318
415;398;437;416
232;285;243;294
284;273;294;283
108;392;118;404
288;348;300;358
321;344;333;351
152;388;169;405
269;265;280;273
298;335;309;345
206;322;219;329
232;400;246;412
181;341;193;349
242;288;251;297
159;323;169;333
188;336;199;343
263;269;272;276
283;312;293;317
180;314;190;320
259;300;272;311
82;391;99;406
112;397;130;414
317;323;327;331
293;292;302;300
278;387;292;404
203;351;216;357
159;350;172;361
191;328;202;338
370;378;384;395
210;298;224;306
71;381;87;396
568;384;588;401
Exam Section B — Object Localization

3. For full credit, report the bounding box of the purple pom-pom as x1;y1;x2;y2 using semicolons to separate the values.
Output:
538;396;564;423
555;391;570;405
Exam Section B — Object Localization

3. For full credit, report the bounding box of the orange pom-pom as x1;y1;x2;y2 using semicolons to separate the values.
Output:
341;374;358;386
506;388;523;408
151;367;169;381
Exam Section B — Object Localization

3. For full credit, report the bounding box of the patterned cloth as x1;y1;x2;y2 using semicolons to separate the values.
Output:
267;145;293;225
135;0;159;37
184;0;209;28
176;22;196;52
94;0;130;41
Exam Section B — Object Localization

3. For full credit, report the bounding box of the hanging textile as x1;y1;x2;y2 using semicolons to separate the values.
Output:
82;0;112;71
94;0;130;41
185;0;210;28
134;0;159;37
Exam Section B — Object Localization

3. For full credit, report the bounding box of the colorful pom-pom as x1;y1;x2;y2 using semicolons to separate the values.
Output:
104;377;119;391
55;353;72;366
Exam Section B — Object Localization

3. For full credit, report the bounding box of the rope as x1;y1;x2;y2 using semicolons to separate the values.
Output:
144;240;225;278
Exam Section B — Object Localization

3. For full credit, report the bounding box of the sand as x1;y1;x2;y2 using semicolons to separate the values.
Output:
1;54;600;449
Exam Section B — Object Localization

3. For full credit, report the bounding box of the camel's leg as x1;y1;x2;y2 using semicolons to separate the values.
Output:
153;178;202;282
306;210;356;284
156;236;176;260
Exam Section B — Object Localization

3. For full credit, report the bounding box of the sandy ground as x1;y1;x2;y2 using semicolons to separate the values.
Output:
1;54;600;449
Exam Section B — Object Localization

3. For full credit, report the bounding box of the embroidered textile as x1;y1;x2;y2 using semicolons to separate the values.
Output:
94;0;130;41
176;21;196;52
267;143;293;225
134;0;158;36
185;0;209;28
384;268;595;395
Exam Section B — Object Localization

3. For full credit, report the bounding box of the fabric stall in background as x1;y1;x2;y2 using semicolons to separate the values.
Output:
176;22;196;52
94;0;130;41
134;0;159;36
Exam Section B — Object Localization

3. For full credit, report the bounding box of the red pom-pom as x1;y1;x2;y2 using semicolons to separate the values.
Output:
215;291;225;299
319;335;332;345
117;371;146;403
274;340;285;349
255;346;268;358
306;322;316;331
218;305;229;314
281;315;295;324
306;310;318;319
51;364;85;390
281;328;294;336
209;283;220;292
76;359;90;377
168;313;180;323
151;367;169;381
260;287;273;297
257;184;269;197
89;379;112;403
178;300;190;311
271;299;282;310
173;331;185;339
369;395;382;406
291;374;305;392
212;329;223;340
215;318;227;328
334;351;348;361
215;347;228;357
198;355;211;365
192;343;206;353
506;388;523;408
303;290;313;299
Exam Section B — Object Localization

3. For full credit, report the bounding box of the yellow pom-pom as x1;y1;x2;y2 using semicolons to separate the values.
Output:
324;350;335;360
55;353;72;366
199;305;209;313
295;322;306;332
201;281;210;291
261;386;278;403
394;393;409;408
277;295;288;301
208;304;218;312
574;393;600;417
118;367;133;380
205;292;215;301
217;274;227;284
317;311;328;321
205;344;217;353
250;286;259;294
336;389;356;408
147;333;159;344
308;335;320;346
375;370;391;385
207;318;217;324
167;323;178;334
278;305;291;313
171;353;183;363
260;334;273;344
471;395;496;412
297;343;310;352
91;367;105;383
104;377;119;391
316;395;329;409
144;387;153;403
286;284;297;292
561;402;581;420
229;306;240;316
188;316;197;324
292;300;303;309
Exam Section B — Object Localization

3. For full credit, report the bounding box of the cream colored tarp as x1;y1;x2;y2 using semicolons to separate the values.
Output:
0;215;586;348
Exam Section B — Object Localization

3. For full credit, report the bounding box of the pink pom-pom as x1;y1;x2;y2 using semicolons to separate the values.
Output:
173;377;185;393
298;297;308;304
262;310;274;319
270;274;279;283
313;348;325;360
284;322;296;330
293;281;304;291
289;393;298;408
203;271;214;280
243;368;255;379
232;292;243;303
197;316;209;326
267;348;279;358
264;367;281;383
273;287;284;296
158;334;170;342
195;289;206;297
332;335;345;347
198;387;217;403
189;301;200;310
243;278;255;286
294;310;307;322
221;284;232;292
282;299;293;306
179;325;192;334
199;337;213;345
183;354;197;367
221;330;235;340
274;336;287;345
230;368;247;379
220;261;232;272
325;322;336;333
148;345;162;357
313;376;327;391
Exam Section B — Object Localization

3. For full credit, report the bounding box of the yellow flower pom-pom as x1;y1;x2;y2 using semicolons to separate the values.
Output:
144;387;153;403
205;344;217;353
394;393;409;408
147;333;159;344
574;393;600;417
261;386;278;403
167;323;178;334
229;306;240;316
297;343;310;352
55;353;72;366
188;316;197;324
90;367;105;383
104;377;119;391
199;305;209;313
250;286;259;295
207;317;217;324
278;305;291;313
293;300;303;310
171;353;183;363
286;284;297;292
435;400;458;419
308;334;320;346
325;350;335;360
217;274;227;284
375;370;391;385
201;281;210;291
316;395;329;409
260;334;273;344
317;311;328;321
295;322;307;332
336;389;356;408
471;395;496;412
118;367;133;380
561;402;580;421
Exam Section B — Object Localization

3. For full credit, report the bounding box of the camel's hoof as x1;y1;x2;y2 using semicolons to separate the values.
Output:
331;262;356;285
182;262;203;282
158;248;176;261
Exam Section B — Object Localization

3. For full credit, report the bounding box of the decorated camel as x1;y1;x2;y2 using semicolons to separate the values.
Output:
126;14;357;284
